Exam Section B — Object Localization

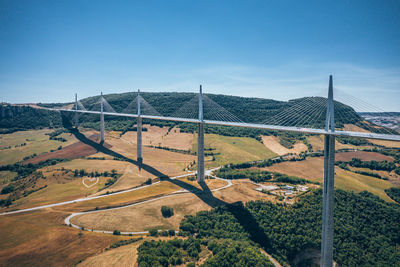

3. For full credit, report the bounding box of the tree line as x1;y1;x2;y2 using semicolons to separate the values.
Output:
178;189;400;266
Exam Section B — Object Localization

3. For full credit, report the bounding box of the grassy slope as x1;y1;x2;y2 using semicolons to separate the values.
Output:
193;134;277;168
0;210;124;267
0;129;75;165
0;171;16;185
262;157;393;201
12;177;109;210
70;180;272;233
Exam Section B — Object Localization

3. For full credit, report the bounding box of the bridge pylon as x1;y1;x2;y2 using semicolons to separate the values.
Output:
137;89;143;163
100;92;105;143
74;93;79;128
321;75;335;267
197;85;205;183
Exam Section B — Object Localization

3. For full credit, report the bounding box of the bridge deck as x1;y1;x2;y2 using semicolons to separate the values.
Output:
55;109;400;142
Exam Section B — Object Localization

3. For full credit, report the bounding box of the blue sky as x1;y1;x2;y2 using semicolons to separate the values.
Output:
1;0;399;110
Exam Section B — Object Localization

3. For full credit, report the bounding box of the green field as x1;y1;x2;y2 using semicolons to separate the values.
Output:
193;134;277;168
0;129;75;165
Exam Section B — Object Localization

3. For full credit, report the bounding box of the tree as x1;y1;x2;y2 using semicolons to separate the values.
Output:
149;229;158;236
161;206;174;218
113;230;121;235
168;229;176;236
1;184;14;194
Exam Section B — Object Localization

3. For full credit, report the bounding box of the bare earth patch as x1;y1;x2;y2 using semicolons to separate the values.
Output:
261;135;307;155
25;133;111;164
121;125;194;151
307;135;359;151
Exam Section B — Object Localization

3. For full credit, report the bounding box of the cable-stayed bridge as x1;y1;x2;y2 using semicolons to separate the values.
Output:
53;76;399;267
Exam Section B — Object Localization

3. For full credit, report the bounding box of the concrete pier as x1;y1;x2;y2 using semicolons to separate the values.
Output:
74;93;79;128
100;92;105;143
197;85;205;183
137;90;143;163
321;75;335;267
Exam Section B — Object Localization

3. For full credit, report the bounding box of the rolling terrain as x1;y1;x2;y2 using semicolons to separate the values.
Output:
0;93;399;266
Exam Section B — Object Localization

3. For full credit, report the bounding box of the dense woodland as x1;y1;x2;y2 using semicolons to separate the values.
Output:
179;189;400;266
137;237;274;267
0;104;62;133
385;187;400;203
214;168;310;184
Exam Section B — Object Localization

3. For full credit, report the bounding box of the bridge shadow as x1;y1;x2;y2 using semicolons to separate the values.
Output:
68;127;167;178
62;116;272;253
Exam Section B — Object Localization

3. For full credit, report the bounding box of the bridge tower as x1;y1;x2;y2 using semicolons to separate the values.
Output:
74;93;79;128
321;75;335;267
197;85;205;183
100;92;105;143
137;89;143;163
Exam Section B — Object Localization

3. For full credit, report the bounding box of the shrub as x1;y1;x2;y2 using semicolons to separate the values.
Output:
161;206;174;218
113;230;121;235
1;184;14;194
149;228;158;236
168;229;176;236
161;230;169;236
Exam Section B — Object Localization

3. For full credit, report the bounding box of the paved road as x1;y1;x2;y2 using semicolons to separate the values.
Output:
0;170;204;216
64;175;232;235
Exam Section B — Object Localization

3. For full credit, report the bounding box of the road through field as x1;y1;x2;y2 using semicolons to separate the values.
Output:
64;174;232;235
0;169;216;216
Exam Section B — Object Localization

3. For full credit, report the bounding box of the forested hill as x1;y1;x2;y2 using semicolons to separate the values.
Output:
77;92;358;127
0;104;62;134
2;92;361;134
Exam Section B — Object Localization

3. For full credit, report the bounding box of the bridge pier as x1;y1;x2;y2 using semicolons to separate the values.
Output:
321;75;335;267
74;93;79;128
137;89;143;163
100;92;105;143
197;85;205;183
197;122;205;182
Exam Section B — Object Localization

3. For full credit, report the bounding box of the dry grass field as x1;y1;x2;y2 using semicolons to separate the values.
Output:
0;210;124;267
260;156;393;201
77;238;144;267
55;158;131;173
0;129;76;165
70;179;270;233
306;135;360;151
0;171;16;185
106;136;195;176
77;236;184;267
1;125;399;266
25;133;110;164
72;193;213;232
11;177;109;210
261;135;307;155
56;177;227;214
335;151;393;161
342;124;400;148
195;134;276;168
212;180;276;203
121;125;194;151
